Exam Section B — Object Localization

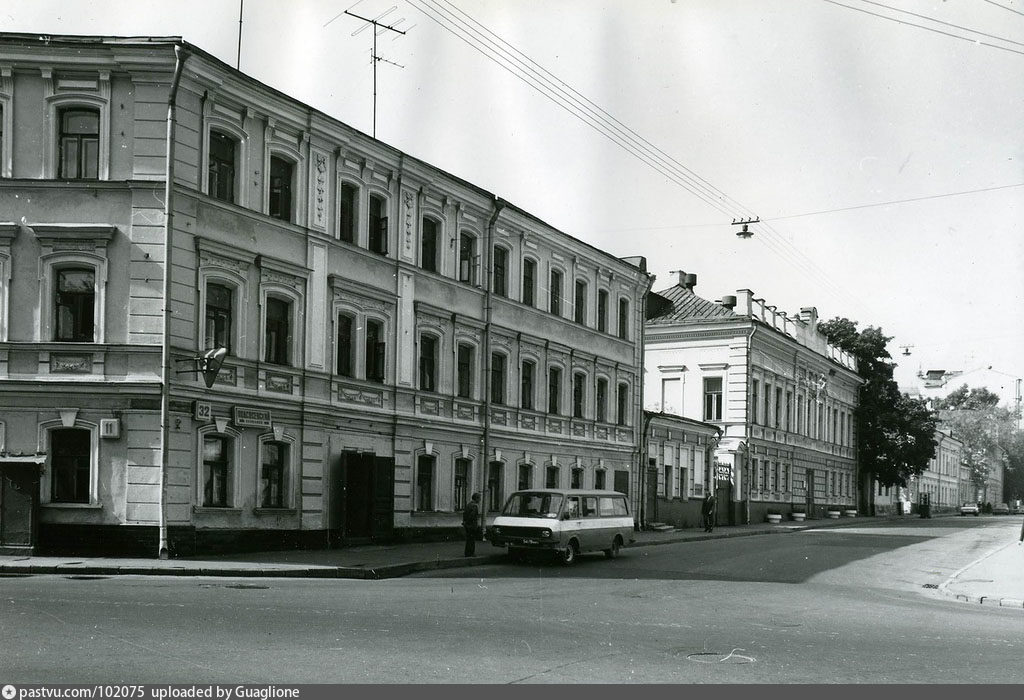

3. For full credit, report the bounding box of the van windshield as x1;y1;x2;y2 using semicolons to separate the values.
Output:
502;492;563;519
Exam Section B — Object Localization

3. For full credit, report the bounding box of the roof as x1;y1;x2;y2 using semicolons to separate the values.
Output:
647;284;738;325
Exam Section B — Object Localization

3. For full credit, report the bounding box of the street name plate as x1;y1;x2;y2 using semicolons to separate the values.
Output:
233;406;272;428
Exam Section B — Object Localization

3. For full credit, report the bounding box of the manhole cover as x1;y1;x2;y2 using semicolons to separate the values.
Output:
64;575;109;580
922;583;938;589
224;583;269;590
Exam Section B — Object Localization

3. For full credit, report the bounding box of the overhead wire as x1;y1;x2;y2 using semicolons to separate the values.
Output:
821;0;1024;56
982;0;1024;19
853;0;1024;47
410;0;871;312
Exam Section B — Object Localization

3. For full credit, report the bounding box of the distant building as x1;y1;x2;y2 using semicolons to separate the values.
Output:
644;273;862;523
0;34;652;556
904;366;1022;416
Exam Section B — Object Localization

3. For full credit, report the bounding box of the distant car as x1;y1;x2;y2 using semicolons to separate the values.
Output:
993;503;1010;515
959;502;980;516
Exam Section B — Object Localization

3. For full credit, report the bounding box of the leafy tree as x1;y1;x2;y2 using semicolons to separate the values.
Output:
933;385;1018;500
818;318;938;513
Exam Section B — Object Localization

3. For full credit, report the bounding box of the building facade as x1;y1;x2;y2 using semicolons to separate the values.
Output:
643;273;862;523
0;35;651;556
873;429;965;515
643;411;721;529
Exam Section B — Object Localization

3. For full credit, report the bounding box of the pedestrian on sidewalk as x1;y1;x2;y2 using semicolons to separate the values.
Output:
464;492;482;557
702;491;717;533
1019;514;1023;545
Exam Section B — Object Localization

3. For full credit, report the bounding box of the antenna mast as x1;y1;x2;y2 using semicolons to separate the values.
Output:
343;9;407;138
237;0;244;70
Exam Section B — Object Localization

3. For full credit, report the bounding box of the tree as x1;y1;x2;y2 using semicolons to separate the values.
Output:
818;318;938;513
933;384;1018;501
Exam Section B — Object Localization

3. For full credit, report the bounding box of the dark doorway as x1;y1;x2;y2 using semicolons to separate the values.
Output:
0;462;41;554
716;481;732;526
806;469;816;515
613;469;630;495
339;452;394;542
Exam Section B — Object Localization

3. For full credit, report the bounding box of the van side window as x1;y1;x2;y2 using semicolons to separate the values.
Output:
565;496;581;519
599;496;628;517
582;496;598;517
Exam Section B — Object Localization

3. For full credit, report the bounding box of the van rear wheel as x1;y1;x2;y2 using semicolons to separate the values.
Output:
604;536;622;559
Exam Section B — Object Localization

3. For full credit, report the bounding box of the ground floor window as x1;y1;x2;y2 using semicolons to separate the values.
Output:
260;441;287;508
595;470;606;490
571;467;583;490
487;461;503;512
454;458;470;511
203;435;231;507
50;427;91;503
416;454;435;511
518;463;532;491
546;465;559;489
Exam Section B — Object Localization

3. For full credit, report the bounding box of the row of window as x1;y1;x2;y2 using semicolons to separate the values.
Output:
417;335;630;423
207;125;633;338
749;459;854;498
414;455;629;513
751;378;853;447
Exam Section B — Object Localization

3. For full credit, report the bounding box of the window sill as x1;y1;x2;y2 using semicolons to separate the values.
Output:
42;501;103;510
193;506;243;514
254;507;298;516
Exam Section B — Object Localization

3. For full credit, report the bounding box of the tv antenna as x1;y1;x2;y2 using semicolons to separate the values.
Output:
328;5;408;138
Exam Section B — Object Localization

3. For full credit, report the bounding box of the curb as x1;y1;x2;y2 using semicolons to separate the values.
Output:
0;515;926;580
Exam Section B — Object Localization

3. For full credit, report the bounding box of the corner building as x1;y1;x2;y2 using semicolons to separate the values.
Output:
0;35;651;556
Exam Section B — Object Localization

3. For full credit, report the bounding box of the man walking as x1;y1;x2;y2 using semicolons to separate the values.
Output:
702;491;717;533
463;492;482;557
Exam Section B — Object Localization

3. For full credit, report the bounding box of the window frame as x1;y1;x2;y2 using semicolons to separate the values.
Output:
257;431;297;510
338;180;359;244
45;88;110;181
596;376;609;423
547;365;562;415
37;237;111;344
54;266;96;342
419;332;440;392
267;154;296;223
203;280;235;356
572;371;587;419
617;297;630;340
197;252;248;358
521;257;537;307
490;350;508;405
420;216;440;273
206;128;240;204
415;453;436;512
456;341;476;399
262;295;293;366
43;424;96;505
57;107;100;180
573;279;588;325
520;358;536;410
597;289;609;333
459;231;479;285
335;312;355;377
195;425;242;510
368;192;390;255
549;268;564;317
492;245;509;297
616;381;629;426
364;316;387;383
454;456;471;512
703;376;724;421
0;72;12;178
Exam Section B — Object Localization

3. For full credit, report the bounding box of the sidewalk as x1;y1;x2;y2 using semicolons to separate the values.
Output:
0;515;877;580
939;538;1024;609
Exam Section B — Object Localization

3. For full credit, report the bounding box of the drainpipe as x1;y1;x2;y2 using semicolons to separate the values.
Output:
743;324;756;525
480;197;505;528
636;267;655;529
158;44;190;559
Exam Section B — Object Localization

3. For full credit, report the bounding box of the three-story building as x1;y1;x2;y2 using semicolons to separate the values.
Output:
0;34;651;556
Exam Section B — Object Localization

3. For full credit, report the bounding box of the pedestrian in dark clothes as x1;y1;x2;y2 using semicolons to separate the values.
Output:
701;492;717;533
1019;514;1023;545
463;492;481;557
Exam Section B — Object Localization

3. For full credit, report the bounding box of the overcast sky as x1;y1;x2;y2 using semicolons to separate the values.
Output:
4;0;1022;399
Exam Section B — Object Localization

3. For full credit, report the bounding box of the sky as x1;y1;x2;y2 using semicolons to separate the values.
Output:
3;0;1023;401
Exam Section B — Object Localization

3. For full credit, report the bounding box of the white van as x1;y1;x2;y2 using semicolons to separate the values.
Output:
486;489;635;564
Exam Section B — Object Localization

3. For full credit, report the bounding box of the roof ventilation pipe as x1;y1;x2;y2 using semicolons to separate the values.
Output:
721;295;737;310
683;273;697;290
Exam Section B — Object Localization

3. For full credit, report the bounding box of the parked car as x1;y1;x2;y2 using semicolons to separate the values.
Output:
959;502;980;516
993;502;1010;515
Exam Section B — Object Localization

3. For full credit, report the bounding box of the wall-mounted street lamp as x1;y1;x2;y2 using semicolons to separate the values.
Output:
175;347;228;388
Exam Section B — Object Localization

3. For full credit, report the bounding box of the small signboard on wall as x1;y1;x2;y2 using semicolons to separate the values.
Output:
233;407;272;428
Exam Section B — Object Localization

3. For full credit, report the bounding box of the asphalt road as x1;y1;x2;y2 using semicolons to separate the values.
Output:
1;518;1020;683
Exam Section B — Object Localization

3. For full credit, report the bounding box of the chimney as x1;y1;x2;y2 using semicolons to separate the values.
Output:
672;270;687;287
683;273;697;290
721;295;737;310
799;306;818;329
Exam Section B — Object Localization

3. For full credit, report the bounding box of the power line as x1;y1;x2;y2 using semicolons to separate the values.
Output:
982;0;1024;19
766;183;1024;221
821;0;1024;56
409;0;872;313
853;0;1024;47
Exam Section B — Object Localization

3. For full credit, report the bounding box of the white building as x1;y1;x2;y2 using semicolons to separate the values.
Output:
644;273;862;523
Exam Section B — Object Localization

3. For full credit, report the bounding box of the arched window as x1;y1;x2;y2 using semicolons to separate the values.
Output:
419;332;439;391
202;432;232;507
336;313;354;377
339;182;358;243
490;351;507;405
208;130;238;203
54;267;95;342
264;296;292;366
416;454;436;512
521;257;537;307
421;217;439;272
368;194;389;255
492;245;509;297
58;108;99;179
49;427;91;503
268;155;294;222
574;279;588;324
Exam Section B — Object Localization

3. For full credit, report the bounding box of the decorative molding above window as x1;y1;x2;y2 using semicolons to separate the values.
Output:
698;362;730;371
657;364;688;374
30;223;116;250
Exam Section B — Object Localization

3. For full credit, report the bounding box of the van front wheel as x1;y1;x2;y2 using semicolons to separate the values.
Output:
604;536;622;559
560;541;578;565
